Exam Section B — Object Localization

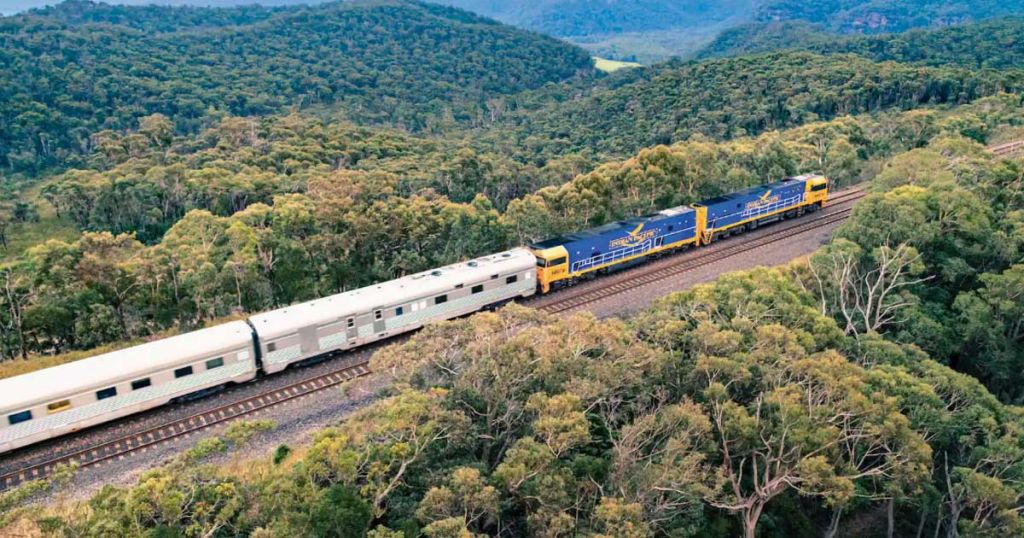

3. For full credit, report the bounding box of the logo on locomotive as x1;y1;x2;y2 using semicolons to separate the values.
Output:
745;190;781;211
609;223;658;249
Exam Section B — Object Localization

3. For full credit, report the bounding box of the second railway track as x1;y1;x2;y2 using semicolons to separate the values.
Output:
0;186;867;493
990;139;1024;158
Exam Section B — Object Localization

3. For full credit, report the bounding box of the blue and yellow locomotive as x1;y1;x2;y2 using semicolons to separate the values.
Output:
531;174;829;293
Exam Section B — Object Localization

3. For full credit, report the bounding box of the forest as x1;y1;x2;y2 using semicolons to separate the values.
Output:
696;17;1024;70
3;93;1020;362
0;0;592;173
0;1;1023;536
9;128;1023;536
472;51;1024;162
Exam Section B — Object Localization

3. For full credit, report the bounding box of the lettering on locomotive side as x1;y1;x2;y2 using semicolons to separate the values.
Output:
745;190;781;211
609;223;658;249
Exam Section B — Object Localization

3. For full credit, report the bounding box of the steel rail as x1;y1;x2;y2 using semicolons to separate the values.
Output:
0;363;371;491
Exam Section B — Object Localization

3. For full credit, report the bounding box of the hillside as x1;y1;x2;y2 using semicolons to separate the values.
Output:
756;0;1024;33
696;17;1024;69
1;0;1024;535
0;0;593;173
12;116;1024;535
476;51;1024;161
23;0;288;30
693;20;836;59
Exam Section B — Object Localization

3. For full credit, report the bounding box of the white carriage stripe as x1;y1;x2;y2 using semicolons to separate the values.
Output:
262;279;535;369
385;281;533;332
264;345;302;365
318;333;347;350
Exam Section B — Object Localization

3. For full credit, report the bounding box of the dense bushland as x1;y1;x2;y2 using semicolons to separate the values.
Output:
0;0;593;173
697;17;1024;70
474;52;1024;161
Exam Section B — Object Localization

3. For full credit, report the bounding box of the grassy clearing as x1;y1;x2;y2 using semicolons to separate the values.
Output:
1;218;80;266
1;177;80;266
593;56;642;73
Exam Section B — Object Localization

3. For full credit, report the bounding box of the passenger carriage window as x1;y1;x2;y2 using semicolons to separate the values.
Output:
347;318;355;328
96;387;117;400
506;275;518;284
455;284;464;289
267;342;277;352
7;410;31;425
174;366;193;378
131;378;152;390
491;274;498;279
374;310;383;321
206;357;224;370
47;400;71;414
435;294;448;305
472;284;484;294
395;306;403;316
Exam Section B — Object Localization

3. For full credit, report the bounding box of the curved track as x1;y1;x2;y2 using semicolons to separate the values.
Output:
0;364;371;491
0;187;867;492
4;135;1021;492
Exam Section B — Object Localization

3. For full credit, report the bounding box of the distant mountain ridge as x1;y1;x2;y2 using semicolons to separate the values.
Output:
3;0;758;62
12;0;1024;63
696;16;1024;70
429;0;752;38
426;0;754;62
755;0;1024;34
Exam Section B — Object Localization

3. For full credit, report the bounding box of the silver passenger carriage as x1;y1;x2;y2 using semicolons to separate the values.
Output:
0;321;257;454
250;248;537;374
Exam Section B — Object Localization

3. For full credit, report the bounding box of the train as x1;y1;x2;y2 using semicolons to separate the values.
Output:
531;174;829;292
0;174;828;454
0;250;537;453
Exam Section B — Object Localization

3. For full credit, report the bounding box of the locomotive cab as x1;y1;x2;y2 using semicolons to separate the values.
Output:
531;245;569;294
804;174;829;207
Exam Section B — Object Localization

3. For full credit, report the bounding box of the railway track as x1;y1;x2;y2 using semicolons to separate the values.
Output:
0;136;1016;494
0;363;371;491
990;139;1024;159
0;186;867;493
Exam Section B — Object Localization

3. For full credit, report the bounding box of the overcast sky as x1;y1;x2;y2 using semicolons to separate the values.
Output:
3;0;62;15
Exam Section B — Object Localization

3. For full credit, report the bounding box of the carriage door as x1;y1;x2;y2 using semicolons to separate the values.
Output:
372;308;386;335
299;326;319;355
346;315;359;341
